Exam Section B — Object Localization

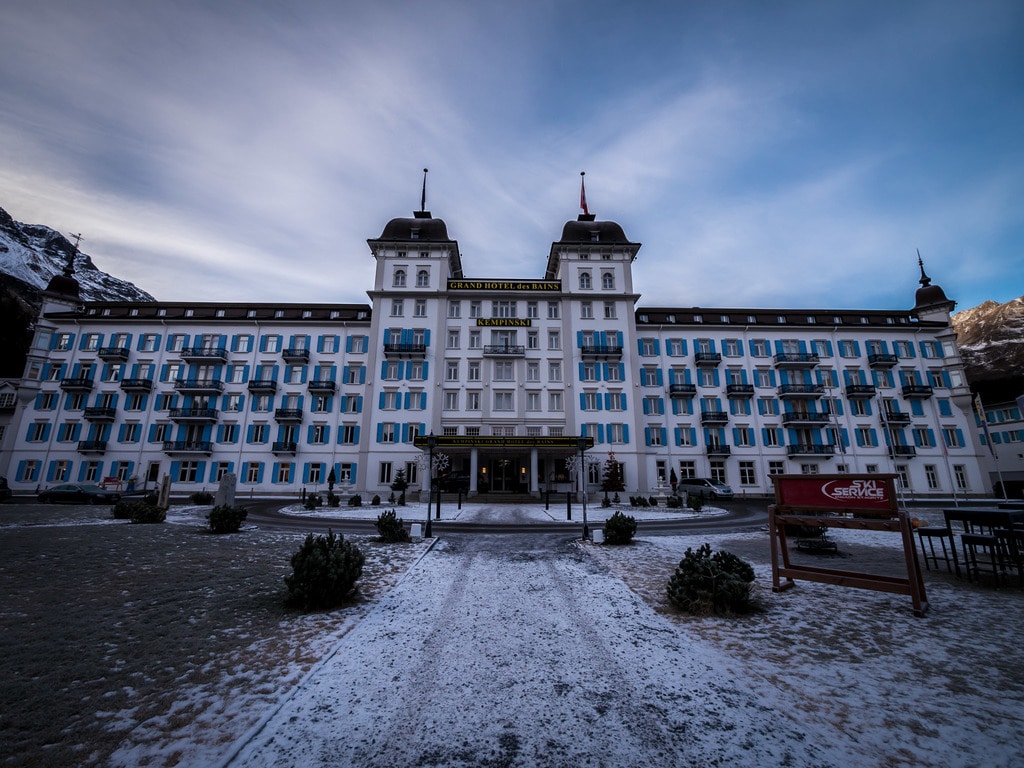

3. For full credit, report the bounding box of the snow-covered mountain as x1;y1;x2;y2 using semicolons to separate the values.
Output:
0;205;155;303
952;295;1024;400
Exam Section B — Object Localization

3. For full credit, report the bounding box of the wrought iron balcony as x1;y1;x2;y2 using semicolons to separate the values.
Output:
482;344;526;357
845;384;877;398
97;346;130;362
781;412;832;426
694;352;722;366
168;407;218;422
282;348;310;363
700;410;729;424
247;379;278;393
181;346;228;363
76;440;107;453
59;377;94;392
272;441;297;455
786;443;836;457
773;352;820;368
726;384;755;398
778;383;825;398
902;384;934;399
883;411;911;425
891;445;917;457
274;408;303;423
174;378;224;394
580;345;623;359
83;406;117;422
119;378;153;392
307;380;337;394
383;343;427;359
705;445;732;456
162;440;213;454
669;383;697;397
868;353;899;368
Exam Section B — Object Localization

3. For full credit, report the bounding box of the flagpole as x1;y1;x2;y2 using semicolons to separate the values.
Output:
975;393;1008;499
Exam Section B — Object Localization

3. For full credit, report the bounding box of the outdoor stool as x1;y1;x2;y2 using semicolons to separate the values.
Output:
917;527;954;573
961;533;1005;586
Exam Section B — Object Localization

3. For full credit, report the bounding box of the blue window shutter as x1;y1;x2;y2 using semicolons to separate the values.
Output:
380;361;389;379
353;426;360;443
306;425;314;443
955;428;964;447
637;339;644;355
376;423;383;442
580;393;587;410
577;331;584;347
379;392;386;409
927;429;935;447
604;393;611;410
732;427;741;444
302;463;310;483
911;400;924;417
359;366;366;384
622;425;629;444
674;427;682;446
870;428;878;447
355;396;363;412
271;462;281;482
596;424;605;443
656;369;664;386
578;362;586;380
644;427;651;445
421;361;429;379
642;398;649;415
580;424;589;437
170;461;181;480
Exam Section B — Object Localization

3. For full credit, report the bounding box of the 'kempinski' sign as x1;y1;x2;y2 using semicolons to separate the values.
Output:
448;280;561;292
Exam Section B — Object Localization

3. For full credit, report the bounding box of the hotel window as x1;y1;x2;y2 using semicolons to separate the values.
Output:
169;334;186;352
953;464;968;490
527;301;538;319
311;424;328;444
606;364;622;382
579;271;592;289
414;299;427;317
581;362;597;382
468;361;481;381
547;302;560;319
447;330;460;349
583;392;600;410
640;338;656;356
493;301;516;318
580;301;593;319
178;462;199;483
494;391;513;411
549;392;563;411
393;269;406;287
416;269;430;287
750;339;769;357
527;331;538;350
548;331;560;350
526;391;541;411
601;272;614;290
739;462;756;486
723;339;741;357
609;423;626;444
494;361;514;381
468;330;481;349
54;333;73;350
384;362;400;380
839;340;858;357
379;462;393;484
382;391;399;410
851;399;870;416
82;333;101;351
380;423;396;443
527;362;540;382
549;361;561;382
448;301;461;318
391;299;404;317
925;464;940;490
608;392;625;410
470;301;482;318
640;367;658;386
667;339;684;356
445;361;459;381
942;427;962;448
467;392;481;410
219;424;237;443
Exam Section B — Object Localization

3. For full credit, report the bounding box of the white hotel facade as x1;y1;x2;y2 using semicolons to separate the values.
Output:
1;204;988;499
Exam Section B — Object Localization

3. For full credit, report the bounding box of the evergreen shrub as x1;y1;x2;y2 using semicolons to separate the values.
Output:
112;492;158;520
284;530;365;611
600;496;612;508
687;494;704;513
375;509;410;543
128;500;166;524
603;510;637;545
348;494;362;507
304;493;323;510
208;504;248;534
371;494;381;506
327;491;341;507
666;543;756;615
189;490;214;504
666;495;683;508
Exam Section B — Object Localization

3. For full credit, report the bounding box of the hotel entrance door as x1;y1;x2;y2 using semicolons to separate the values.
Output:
486;456;525;493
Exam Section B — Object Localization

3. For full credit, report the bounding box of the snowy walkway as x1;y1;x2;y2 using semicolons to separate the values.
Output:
227;533;831;768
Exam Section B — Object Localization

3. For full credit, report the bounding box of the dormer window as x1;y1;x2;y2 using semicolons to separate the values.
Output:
215;309;225;318
247;309;256;318
410;228;420;240
590;231;599;242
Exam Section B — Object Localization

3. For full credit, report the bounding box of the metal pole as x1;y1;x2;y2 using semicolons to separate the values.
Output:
580;443;589;540
425;440;433;538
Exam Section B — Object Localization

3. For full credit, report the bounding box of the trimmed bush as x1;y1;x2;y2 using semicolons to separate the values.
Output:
600;496;612;508
327;491;341;507
666;543;756;615
128;500;166;524
603;510;637;545
304;492;323;510
666;495;683;508
648;495;659;507
375;509;410;543
112;492;158;520
284;530;365;611
189;490;214;504
208;504;248;534
687;494;704;513
371;494;381;506
348;494;362;507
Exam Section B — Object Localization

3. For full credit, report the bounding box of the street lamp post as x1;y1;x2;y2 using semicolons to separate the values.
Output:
577;436;589;540
425;432;436;538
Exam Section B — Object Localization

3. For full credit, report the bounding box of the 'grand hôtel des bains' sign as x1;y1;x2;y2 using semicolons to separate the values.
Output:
447;280;561;292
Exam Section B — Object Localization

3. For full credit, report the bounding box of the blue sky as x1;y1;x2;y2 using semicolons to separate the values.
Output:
1;0;1021;313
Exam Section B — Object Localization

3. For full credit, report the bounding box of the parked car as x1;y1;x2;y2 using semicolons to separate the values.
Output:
437;473;470;492
37;483;121;505
677;478;734;500
0;477;11;503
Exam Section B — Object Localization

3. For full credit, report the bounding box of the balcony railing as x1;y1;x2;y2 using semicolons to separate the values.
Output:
174;378;224;394
726;384;755;398
902;385;934;399
694;352;722;366
845;384;877;398
781;412;832;425
272;441;297;455
181;346;228;362
700;410;729;424
119;378;153;392
786;443;836;457
282;348;310;363
168;407;218;421
773;352;820;368
883;412;911;425
580;345;623;359
98;346;130;362
482;345;526;357
83;406;117;421
59;377;94;392
868;353;899;368
76;440;107;453
307;380;337;394
705;445;732;456
247;379;278;393
383;343;427;359
669;383;697;397
162;440;213;454
778;384;825;397
891;445;918;457
274;408;303;423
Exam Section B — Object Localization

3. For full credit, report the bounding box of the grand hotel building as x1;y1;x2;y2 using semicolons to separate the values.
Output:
1;203;987;499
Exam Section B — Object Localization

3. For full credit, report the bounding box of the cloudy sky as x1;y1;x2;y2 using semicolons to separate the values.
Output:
1;0;1021;313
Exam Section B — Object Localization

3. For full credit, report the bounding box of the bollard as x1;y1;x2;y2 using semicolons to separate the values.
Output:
458;489;463;510
566;491;572;520
545;489;550;511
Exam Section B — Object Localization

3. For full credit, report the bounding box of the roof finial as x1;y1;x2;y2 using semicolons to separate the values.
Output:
421;168;428;213
66;233;83;277
579;171;589;216
917;248;931;287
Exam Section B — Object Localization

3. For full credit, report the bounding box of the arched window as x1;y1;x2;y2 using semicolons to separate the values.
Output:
393;269;406;287
601;272;615;290
579;271;592;290
416;269;430;287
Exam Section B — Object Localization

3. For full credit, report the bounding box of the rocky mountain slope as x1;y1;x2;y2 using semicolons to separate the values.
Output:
952;295;1024;402
0;205;155;376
